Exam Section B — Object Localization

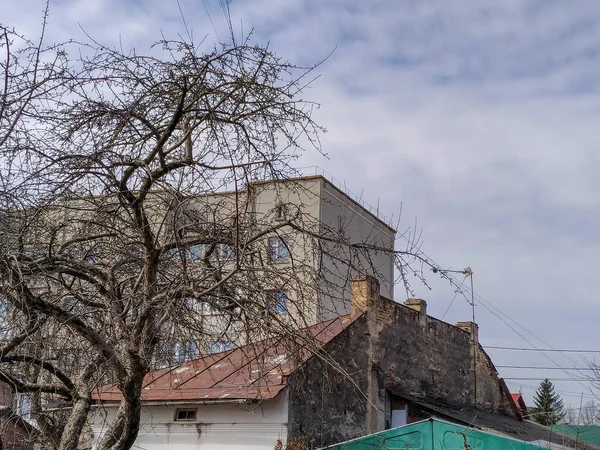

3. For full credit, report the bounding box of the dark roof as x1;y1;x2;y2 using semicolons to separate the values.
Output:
93;313;361;402
404;394;600;450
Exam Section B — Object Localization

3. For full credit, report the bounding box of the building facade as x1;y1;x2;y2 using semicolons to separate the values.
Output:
89;277;590;450
0;174;397;442
161;175;396;359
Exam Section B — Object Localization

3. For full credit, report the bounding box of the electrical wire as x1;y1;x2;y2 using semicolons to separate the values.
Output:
392;223;598;398
471;288;594;394
505;382;597;399
496;366;596;370
403;251;595;394
440;270;588;357
504;377;592;382
440;274;468;321
486;346;600;353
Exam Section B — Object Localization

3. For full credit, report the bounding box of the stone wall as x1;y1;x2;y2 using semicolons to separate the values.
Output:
287;316;371;448
287;277;516;447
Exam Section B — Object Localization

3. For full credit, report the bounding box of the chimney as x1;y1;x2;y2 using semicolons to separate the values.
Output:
404;298;427;326
351;275;380;435
404;298;427;315
456;321;480;407
456;321;479;344
350;275;379;314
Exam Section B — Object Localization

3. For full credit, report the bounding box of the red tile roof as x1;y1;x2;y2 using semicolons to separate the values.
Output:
93;313;362;403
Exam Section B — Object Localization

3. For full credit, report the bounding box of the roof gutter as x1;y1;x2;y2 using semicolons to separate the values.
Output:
91;398;254;408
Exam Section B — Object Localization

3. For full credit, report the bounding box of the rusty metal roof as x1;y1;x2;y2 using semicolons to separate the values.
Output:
93;313;362;403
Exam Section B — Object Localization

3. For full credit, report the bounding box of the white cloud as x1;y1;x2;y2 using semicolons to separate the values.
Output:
4;0;600;406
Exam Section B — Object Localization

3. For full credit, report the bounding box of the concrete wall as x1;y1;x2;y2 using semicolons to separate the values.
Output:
317;180;395;320
246;176;396;324
91;392;289;450
249;177;323;327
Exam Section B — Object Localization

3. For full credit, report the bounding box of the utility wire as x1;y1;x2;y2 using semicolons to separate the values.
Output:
471;291;594;394
504;377;592;382
426;268;594;394
440;274;468;321
497;366;596;371
505;382;597;399
486;346;600;353
394;232;596;394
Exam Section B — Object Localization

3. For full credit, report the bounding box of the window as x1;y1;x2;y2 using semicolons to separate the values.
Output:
85;248;100;264
274;204;288;221
168;248;181;261
202;295;226;315
268;237;289;263
218;244;236;260
169;245;203;262
174;342;185;364
208;340;233;354
23;246;44;259
155;343;170;369
184;297;201;312
187;244;204;261
184;341;198;360
202;301;213;315
175;408;197;421
388;394;407;429
267;290;288;314
173;341;198;364
0;300;7;319
0;300;8;340
14;393;31;419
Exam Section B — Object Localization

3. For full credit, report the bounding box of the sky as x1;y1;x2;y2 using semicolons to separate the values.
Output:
4;0;600;409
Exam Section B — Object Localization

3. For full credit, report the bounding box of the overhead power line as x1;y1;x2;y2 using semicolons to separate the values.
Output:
440;274;468;321
504;377;593;382
497;366;596;371
486;346;600;353
505;382;597;399
392;234;596;394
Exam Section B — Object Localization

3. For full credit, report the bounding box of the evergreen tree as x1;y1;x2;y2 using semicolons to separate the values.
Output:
531;378;565;426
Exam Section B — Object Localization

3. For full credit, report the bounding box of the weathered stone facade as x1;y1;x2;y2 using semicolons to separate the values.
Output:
287;276;516;447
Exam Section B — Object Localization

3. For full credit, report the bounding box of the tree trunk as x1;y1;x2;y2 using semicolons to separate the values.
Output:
59;393;92;450
96;375;144;450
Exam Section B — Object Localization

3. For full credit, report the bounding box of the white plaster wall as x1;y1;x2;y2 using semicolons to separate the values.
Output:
250;177;395;322
317;180;395;319
250;177;323;326
160;176;395;341
91;391;289;450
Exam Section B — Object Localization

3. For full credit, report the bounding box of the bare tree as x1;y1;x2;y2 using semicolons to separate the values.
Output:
0;16;444;450
563;400;598;426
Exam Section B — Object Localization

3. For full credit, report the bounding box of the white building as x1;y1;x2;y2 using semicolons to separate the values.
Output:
162;175;396;359
91;313;358;449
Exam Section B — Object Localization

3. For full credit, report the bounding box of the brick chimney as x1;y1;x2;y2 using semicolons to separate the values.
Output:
404;298;427;326
404;298;427;314
350;275;379;314
456;321;479;344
